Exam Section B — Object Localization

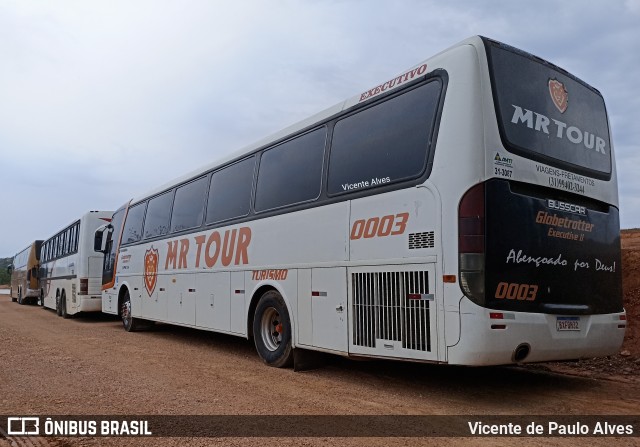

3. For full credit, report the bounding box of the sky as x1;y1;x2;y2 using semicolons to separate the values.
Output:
1;0;639;256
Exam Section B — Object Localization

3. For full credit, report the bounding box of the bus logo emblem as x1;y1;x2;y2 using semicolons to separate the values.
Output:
144;247;159;296
548;79;568;113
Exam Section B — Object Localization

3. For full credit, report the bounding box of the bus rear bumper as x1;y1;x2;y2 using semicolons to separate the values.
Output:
447;298;626;366
78;296;102;313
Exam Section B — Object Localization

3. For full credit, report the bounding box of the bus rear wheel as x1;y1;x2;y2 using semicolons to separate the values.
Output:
56;293;62;316
61;292;71;319
253;290;293;368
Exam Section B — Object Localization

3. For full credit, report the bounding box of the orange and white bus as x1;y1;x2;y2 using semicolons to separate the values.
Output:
8;241;43;305
94;36;625;367
40;211;113;318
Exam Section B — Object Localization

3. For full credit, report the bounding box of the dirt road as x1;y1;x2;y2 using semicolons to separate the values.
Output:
0;297;638;447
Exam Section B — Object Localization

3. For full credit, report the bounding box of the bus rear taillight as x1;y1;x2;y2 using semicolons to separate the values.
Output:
458;182;485;305
79;278;88;295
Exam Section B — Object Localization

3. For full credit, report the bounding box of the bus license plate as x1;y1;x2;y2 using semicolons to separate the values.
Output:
556;317;580;331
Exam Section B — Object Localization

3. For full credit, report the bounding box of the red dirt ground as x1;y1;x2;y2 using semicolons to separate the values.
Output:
621;229;640;356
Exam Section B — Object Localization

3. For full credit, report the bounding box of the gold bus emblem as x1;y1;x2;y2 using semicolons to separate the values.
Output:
548;78;568;114
144;247;159;296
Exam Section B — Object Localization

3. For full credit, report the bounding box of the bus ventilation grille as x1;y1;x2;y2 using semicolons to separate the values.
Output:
408;231;434;249
351;271;430;352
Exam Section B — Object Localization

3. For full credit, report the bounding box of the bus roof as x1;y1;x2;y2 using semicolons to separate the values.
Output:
128;35;603;206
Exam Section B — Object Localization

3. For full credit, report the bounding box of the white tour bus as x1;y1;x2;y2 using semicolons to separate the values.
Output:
8;241;43;305
95;36;625;368
41;211;113;317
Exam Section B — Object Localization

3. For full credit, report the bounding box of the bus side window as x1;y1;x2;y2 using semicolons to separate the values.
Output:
327;81;442;195
170;177;208;233
254;127;326;212
121;203;146;244
206;156;255;225
144;191;174;239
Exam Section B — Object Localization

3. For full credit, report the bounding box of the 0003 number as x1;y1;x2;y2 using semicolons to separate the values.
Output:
350;213;409;240
494;282;538;301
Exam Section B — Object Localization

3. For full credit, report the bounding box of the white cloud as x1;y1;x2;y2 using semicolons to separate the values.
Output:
625;0;640;13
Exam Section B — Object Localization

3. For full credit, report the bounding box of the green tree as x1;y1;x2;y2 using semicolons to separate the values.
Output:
0;257;12;285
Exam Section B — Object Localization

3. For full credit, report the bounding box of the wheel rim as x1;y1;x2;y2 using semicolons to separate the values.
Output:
260;306;283;352
122;299;131;327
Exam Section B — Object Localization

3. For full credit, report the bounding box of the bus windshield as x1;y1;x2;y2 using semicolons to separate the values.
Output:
486;40;612;180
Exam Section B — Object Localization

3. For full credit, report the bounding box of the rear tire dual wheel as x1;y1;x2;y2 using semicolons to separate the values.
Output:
253;290;293;368
56;294;62;316
61;292;71;319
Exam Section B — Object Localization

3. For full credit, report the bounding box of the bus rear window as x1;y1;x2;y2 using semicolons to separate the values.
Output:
487;41;612;180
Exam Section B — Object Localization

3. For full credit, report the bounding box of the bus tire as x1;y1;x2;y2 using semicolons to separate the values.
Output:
56;293;62;316
121;290;141;332
39;291;44;307
253;290;293;368
61;293;71;319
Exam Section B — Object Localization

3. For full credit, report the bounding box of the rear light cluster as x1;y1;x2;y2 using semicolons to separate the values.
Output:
79;278;88;295
619;314;627;329
458;182;485;306
489;312;506;329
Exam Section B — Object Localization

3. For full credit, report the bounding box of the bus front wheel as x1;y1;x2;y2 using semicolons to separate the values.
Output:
121;290;141;332
253;290;293;368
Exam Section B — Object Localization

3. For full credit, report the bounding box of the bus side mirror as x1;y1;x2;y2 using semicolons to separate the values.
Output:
94;224;113;253
7;265;13;275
